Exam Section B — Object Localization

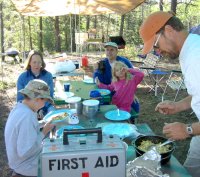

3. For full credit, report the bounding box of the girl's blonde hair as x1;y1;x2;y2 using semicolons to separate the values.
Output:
24;50;46;70
112;61;132;82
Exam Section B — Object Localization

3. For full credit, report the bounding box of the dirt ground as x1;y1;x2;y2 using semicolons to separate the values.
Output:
0;56;197;177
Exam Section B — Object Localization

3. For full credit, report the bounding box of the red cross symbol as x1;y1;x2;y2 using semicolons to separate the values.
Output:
82;172;89;177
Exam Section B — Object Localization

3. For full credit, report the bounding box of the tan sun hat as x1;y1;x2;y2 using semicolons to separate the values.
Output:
139;11;173;55
19;79;53;103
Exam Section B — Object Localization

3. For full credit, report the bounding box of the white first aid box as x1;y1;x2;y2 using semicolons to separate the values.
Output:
39;128;126;177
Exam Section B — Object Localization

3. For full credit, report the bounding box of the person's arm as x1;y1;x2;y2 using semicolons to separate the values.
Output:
17;114;44;158
128;68;144;85
16;74;26;102
17;113;54;159
98;82;114;91
46;72;54;97
155;95;192;115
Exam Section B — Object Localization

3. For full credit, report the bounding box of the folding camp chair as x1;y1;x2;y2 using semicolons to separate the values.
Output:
162;70;186;101
138;53;169;97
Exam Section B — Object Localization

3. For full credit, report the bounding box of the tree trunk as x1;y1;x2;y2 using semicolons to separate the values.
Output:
94;15;97;38
55;16;61;52
106;14;110;40
159;0;164;11
119;14;125;36
64;15;70;51
86;15;90;31
71;15;76;52
28;16;33;50
171;0;177;15
39;17;43;52
0;2;5;62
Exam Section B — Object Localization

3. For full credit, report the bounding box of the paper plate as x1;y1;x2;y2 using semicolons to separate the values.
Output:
105;109;131;121
54;91;74;100
83;78;94;84
43;109;71;123
94;89;111;96
101;123;139;139
56;125;84;138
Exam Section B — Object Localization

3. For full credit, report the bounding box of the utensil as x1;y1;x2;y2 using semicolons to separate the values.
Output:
50;126;56;142
117;109;120;116
148;139;175;151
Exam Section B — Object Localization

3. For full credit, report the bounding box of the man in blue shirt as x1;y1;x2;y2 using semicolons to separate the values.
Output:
93;42;133;84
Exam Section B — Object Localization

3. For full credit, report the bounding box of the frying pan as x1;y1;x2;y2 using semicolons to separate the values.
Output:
134;135;175;165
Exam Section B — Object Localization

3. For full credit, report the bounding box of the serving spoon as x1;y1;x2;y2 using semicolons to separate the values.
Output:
148;139;175;151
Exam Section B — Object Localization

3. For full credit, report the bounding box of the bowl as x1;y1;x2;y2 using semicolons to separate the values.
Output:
82;100;100;119
134;135;175;165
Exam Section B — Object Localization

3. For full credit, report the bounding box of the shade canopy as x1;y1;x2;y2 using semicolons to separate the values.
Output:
11;0;145;16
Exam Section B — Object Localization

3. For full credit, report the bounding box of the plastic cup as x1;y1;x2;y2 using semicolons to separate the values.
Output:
63;83;70;92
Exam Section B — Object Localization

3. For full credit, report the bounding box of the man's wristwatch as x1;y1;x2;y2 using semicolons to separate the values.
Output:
186;124;194;137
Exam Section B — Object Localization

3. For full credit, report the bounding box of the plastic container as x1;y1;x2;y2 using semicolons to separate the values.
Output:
82;100;100;119
81;56;89;67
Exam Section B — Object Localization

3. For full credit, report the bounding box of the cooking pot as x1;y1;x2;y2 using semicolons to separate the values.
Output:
65;97;82;114
134;135;175;165
82;100;99;119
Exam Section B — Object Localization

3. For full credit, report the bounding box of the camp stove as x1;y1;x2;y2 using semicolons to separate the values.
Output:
39;128;126;177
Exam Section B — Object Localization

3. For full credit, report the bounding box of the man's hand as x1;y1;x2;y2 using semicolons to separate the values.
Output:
163;122;190;140
155;100;178;115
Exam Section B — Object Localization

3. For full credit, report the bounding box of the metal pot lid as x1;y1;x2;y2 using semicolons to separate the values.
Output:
65;96;81;103
82;99;99;106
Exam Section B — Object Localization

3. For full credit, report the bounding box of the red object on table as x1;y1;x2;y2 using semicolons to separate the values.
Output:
82;56;89;67
82;172;89;177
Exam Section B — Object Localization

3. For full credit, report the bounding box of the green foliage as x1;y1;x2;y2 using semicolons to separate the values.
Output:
1;0;200;55
0;81;8;90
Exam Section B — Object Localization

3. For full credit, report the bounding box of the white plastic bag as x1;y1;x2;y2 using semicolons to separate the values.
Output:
54;60;76;73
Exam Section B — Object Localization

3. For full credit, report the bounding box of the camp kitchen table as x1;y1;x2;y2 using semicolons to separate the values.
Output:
49;104;192;177
52;80;191;177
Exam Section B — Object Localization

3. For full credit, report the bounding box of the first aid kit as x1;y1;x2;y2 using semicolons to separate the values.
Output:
39;128;126;177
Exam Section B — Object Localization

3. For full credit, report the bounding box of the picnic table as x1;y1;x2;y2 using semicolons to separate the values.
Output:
52;78;192;177
54;80;111;105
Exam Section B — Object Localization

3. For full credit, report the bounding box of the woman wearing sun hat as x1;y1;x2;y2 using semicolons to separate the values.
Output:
5;79;55;177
